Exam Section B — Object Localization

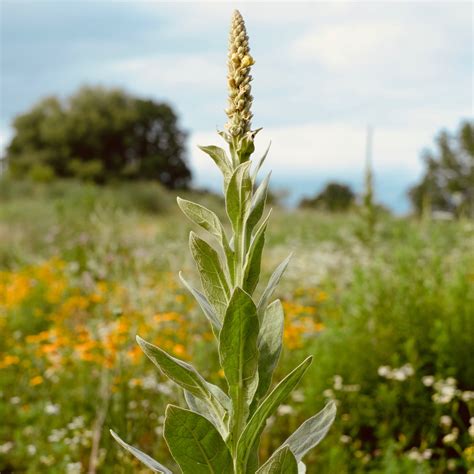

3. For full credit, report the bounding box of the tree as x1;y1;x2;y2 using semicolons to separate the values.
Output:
408;120;474;218
5;86;191;188
299;182;355;212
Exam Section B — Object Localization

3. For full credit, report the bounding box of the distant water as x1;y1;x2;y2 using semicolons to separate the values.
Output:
194;170;413;214
270;174;411;213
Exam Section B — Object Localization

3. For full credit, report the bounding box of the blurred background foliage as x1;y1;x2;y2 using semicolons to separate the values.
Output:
408;121;474;219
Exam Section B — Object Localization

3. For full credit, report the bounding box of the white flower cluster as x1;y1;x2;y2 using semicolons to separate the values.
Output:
442;427;459;445
277;404;294;416
406;447;432;463
47;416;92;450
66;462;83;474
45;402;60;415
421;376;474;404
333;375;361;392
377;364;414;381
323;375;361;401
0;442;13;454
129;373;175;395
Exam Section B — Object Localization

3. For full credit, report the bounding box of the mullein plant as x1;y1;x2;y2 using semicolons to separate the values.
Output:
111;10;336;473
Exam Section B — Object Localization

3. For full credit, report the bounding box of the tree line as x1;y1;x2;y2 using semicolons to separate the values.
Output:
2;86;473;216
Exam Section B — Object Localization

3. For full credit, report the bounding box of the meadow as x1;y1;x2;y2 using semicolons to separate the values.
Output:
0;179;473;473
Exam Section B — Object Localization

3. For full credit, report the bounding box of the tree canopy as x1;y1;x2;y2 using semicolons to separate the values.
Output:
409;120;474;218
299;182;355;212
5;86;191;188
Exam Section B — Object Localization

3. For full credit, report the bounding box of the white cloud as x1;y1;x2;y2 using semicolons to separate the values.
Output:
110;54;225;90
0;126;13;156
188;112;468;209
190;121;427;180
292;21;404;69
289;13;464;82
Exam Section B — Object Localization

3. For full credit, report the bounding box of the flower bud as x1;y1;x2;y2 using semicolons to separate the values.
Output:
225;10;254;139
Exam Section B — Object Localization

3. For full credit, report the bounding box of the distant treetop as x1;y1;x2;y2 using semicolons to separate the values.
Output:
299;181;356;212
5;86;191;189
408;120;474;218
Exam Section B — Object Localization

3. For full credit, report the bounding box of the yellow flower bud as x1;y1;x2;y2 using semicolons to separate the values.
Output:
225;10;254;138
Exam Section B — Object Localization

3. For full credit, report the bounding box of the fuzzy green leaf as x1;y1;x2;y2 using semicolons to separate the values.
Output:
179;272;221;330
246;172;271;242
184;383;231;439
226;162;252;232
253;299;284;404
177;197;224;241
243;222;267;294
236;357;312;471
242;210;271;295
189;231;230;319
256;445;298;474
198;145;232;184
136;336;227;430
177;198;235;282
177;199;234;275
219;287;259;438
283;401;337;461
110;430;172;474
257;254;292;318
164;405;233;474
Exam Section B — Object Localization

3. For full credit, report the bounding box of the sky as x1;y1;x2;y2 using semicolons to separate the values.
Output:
1;1;472;212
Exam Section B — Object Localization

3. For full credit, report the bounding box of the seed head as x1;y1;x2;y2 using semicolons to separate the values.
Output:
225;10;254;138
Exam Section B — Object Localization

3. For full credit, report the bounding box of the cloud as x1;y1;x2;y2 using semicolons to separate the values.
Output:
292;22;393;68
0;126;13;156
289;3;470;78
190;121;426;178
110;54;225;90
188;114;466;211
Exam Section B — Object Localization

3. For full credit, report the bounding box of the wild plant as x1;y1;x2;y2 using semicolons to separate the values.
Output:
111;10;336;473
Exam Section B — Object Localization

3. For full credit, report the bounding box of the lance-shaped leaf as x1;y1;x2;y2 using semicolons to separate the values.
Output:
246;172;271;244
184;383;231;439
136;336;227;429
198;145;232;185
236;357;312;471
110;430;172;474
256;445;298;474
164;405;233;474
178;198;235;280
242;210;271;295
252;299;284;406
219;287;259;438
177;197;225;242
242;221;267;295
257;253;292;318
189;232;230;319
251;141;271;184
179;272;221;331
226;162;252;232
283;401;337;461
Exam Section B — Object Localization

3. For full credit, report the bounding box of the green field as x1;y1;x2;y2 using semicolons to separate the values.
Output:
1;180;473;473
